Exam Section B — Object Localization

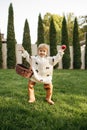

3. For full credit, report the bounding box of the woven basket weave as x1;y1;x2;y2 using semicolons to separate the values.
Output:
15;64;33;78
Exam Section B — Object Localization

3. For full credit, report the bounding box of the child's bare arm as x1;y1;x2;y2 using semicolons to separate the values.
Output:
49;45;66;66
18;46;25;53
18;46;32;64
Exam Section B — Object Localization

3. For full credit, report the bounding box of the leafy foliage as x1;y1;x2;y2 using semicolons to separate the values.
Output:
37;13;44;46
22;19;32;54
61;16;71;69
72;17;81;69
43;13;62;45
0;33;2;68
66;13;75;45
49;17;58;68
22;19;32;67
7;3;16;68
85;32;87;69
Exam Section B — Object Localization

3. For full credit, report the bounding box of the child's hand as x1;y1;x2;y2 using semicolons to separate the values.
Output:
61;45;66;51
18;46;25;53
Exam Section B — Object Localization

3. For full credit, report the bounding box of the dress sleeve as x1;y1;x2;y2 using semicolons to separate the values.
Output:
22;50;32;65
49;50;64;66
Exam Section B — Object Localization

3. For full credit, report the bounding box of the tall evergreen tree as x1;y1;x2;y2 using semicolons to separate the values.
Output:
37;13;44;46
0;33;2;68
49;17;57;68
61;16;70;69
7;3;16;68
85;32;87;69
22;19;32;67
72;17;81;69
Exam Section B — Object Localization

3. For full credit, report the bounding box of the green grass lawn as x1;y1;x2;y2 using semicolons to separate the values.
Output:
0;69;87;130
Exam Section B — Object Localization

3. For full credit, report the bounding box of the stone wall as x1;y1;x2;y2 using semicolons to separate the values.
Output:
2;43;7;69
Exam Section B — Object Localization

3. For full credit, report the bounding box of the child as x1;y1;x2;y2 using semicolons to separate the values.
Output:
19;43;66;105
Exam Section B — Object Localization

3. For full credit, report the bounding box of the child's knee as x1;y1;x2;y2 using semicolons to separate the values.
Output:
28;80;36;88
44;84;53;89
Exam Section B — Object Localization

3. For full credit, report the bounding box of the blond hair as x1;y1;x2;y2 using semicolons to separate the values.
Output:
38;43;49;52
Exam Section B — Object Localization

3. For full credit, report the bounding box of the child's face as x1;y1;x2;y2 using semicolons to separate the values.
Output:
38;48;47;57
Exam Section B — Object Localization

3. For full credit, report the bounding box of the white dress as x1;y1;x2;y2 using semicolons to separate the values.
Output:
22;50;64;84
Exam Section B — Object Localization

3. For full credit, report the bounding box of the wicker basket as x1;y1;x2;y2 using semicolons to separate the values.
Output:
15;64;33;78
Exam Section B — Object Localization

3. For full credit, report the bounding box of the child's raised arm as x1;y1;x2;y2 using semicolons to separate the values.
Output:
18;46;25;53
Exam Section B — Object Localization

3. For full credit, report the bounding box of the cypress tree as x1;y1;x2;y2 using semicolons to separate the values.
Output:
0;33;2;68
22;19;32;67
7;3;16;68
37;13;44;46
72;17;81;69
49;17;57;68
85;32;87;69
61;16;70;69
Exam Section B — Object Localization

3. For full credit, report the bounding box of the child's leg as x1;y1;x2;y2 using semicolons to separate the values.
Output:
28;80;36;103
44;84;54;105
